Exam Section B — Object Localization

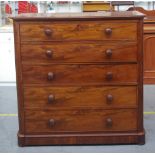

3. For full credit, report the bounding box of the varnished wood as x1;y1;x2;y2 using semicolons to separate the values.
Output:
11;12;145;146
128;7;155;84
13;22;25;135
11;11;144;21
143;35;155;84
21;43;138;63
20;21;138;42
24;86;137;109
22;64;138;85
18;132;145;146
25;109;137;133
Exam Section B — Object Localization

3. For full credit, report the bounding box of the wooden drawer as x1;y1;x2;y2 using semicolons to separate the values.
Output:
25;109;137;133
20;21;137;41
22;64;138;85
24;86;137;109
21;43;138;63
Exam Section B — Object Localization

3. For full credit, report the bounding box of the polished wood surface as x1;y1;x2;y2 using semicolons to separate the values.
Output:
22;64;138;85
21;43;138;63
25;109;137;133
144;17;155;84
24;86;137;109
11;11;144;21
20;21;137;41
128;7;155;84
11;12;145;146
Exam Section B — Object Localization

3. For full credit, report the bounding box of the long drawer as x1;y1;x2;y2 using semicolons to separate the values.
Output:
22;64;138;85
21;43;138;63
24;86;137;109
25;109;137;133
20;21;137;41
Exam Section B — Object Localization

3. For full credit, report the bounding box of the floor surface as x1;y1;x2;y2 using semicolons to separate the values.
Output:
0;85;155;153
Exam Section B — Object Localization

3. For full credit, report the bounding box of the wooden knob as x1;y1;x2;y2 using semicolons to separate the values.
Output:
105;49;112;57
48;94;55;103
106;94;113;103
105;28;112;35
44;28;52;36
47;72;54;81
106;72;113;80
106;118;113;127
46;50;53;58
48;119;55;127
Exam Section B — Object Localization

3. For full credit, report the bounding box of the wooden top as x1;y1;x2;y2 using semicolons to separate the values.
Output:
10;11;144;21
127;7;155;23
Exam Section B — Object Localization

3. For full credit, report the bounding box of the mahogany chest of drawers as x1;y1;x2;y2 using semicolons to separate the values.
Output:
11;11;145;146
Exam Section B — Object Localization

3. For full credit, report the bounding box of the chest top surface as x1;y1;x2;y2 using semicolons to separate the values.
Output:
11;11;144;21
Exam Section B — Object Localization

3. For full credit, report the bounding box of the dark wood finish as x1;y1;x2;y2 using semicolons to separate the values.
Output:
25;109;137;133
11;11;144;21
128;7;155;84
20;21;137;42
24;86;137;109
21;43;138;63
22;64;138;85
11;12;145;146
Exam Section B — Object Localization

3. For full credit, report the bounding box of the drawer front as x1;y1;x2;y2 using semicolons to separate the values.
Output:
22;64;138;85
21;43;138;63
24;86;137;109
25;109;137;133
20;21;137;41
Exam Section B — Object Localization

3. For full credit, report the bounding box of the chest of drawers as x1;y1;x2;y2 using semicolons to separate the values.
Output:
11;11;145;146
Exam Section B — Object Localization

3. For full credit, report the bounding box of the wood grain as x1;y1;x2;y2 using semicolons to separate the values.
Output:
144;35;155;83
22;64;138;85
11;11;144;21
20;21;137;42
25;109;137;133
11;12;145;146
21;43;138;63
24;86;137;109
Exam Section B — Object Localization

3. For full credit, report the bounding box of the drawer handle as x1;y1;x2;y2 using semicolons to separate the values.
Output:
106;118;113;127
105;49;112;57
47;72;54;81
46;50;53;58
44;28;53;36
48;119;55;127
105;28;112;35
106;72;113;80
106;94;113;103
48;94;55;103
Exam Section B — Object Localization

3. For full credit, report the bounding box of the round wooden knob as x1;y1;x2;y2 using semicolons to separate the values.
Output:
47;72;54;81
106;72;113;80
44;28;52;36
106;118;113;127
48;94;55;103
46;50;53;58
105;28;112;35
48;119;55;127
106;94;113;103
105;49;112;57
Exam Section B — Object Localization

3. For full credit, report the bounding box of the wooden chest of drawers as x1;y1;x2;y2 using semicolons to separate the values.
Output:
11;11;145;146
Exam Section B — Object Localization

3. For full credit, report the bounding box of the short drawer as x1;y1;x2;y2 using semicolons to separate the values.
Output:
22;64;138;85
24;86;137;109
20;21;137;41
25;109;137;133
21;43;138;63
